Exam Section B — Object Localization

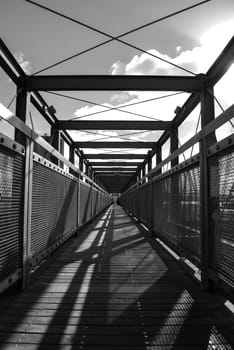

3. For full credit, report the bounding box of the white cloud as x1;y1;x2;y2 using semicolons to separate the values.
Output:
14;52;31;74
110;61;126;75
111;20;234;76
109;92;137;105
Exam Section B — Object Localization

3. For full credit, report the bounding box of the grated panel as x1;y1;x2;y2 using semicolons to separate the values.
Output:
0;145;24;281
152;165;200;260
120;164;201;263
79;181;92;225
31;160;78;257
209;147;234;287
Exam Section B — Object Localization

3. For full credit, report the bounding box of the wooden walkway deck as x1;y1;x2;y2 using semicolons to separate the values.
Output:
0;205;234;349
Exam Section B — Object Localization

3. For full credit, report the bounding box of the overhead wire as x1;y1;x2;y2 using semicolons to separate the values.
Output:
23;0;213;172
24;0;211;75
46;92;162;121
46;91;185;121
75;129;159;143
190;111;201;157
0;88;23;122
212;93;234;129
47;91;162;121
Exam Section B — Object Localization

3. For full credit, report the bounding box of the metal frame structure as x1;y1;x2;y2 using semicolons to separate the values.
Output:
0;35;234;295
1;36;233;192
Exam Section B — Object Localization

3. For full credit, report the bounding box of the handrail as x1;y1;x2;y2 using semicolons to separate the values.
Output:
0;102;108;194
124;104;234;194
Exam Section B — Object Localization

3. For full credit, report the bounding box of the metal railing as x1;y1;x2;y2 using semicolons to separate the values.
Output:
119;105;234;299
0;103;112;293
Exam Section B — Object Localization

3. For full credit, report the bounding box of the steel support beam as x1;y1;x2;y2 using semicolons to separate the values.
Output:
74;141;156;148
56;120;172;130
27;75;202;92
90;162;142;167
170;127;179;167
86;154;146;159
200;84;216;290
94;167;137;172
30;93;55;126
157;36;234;152
98;173;133;177
206;36;234;87
15;87;28;145
0;38;26;85
157;93;200;151
155;145;162;176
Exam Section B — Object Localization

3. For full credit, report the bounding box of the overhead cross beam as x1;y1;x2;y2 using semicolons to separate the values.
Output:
74;141;156;148
90;162;142;166
94;168;137;172
56;120;172;130
26;75;202;92
0;38;26;84
86;154;146;159
206;36;234;87
97;173;134;177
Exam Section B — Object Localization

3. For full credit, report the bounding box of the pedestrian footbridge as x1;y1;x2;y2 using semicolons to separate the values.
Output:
0;37;234;349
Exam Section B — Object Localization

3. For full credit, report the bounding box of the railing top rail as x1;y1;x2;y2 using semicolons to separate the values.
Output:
124;104;234;194
0;102;108;194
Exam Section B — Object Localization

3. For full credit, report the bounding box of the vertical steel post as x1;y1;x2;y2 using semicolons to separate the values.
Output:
15;87;27;145
69;144;75;175
15;89;33;289
80;155;84;180
156;144;162;176
170;126;179;248
22;138;33;289
142;164;145;183
59;135;64;169
148;154;152;181
51;126;60;165
147;155;153;234
77;175;81;231
200;82;216;289
170;127;179;167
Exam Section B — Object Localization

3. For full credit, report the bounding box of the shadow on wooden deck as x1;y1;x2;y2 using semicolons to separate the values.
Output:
0;205;234;349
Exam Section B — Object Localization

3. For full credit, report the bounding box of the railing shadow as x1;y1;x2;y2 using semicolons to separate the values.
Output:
0;205;233;349
0;207;112;345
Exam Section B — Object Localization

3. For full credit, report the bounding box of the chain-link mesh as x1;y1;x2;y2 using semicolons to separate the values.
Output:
209;147;234;287
31;161;78;257
0;145;24;281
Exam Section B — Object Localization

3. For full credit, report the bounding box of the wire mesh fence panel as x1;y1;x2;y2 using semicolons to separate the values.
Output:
152;164;200;262
31;160;78;257
92;187;98;216
209;146;234;287
138;184;151;225
0;145;24;281
79;181;92;225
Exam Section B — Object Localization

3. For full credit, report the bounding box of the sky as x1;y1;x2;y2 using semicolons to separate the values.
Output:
0;0;234;162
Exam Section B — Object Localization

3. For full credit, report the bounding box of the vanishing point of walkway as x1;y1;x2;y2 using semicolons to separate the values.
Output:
0;206;234;349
